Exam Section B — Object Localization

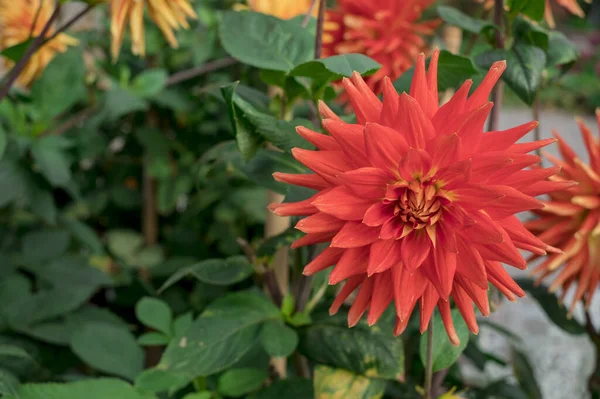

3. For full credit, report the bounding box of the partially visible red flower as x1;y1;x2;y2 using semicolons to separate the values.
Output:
322;0;439;94
271;50;570;345
545;0;589;28
526;111;600;315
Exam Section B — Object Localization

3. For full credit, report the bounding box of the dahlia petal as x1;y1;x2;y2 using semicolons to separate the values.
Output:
426;48;440;114
393;266;428;323
330;275;364;315
459;210;504;245
455;239;488;289
363;202;395;227
542;201;583;216
364;123;409;173
438;298;460;346
296;212;345;234
273;172;329;190
322;120;368;167
296;126;339;150
368;239;402;276
453;186;503;209
452;283;479;334
396;93;435;149
437;221;459;253
465;60;506;111
433;246;457;298
292;149;351;183
455;274;490;316
401;231;431;272
398;148;432;181
367;271;394;325
329;247;370;284
554;131;578;166
520;180;578;197
292;231;336;249
343;77;380;124
348;276;375;327
318;100;343;122
351;71;383;112
394;315;411;336
331;221;380;248
380;77;400;128
478;121;539;152
508;138;557;154
379;217;405;240
312;186;373;220
485;260;525;297
578;117;600;171
269;191;322;216
430;133;462;173
339;167;390;199
499;215;555;253
500;166;561;189
483;185;545;219
432;80;472;132
409;53;430;116
456;102;494;155
419;284;439;334
303;246;345;275
477;230;527;270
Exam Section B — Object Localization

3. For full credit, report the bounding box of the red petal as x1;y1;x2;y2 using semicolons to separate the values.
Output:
343;77;380;124
478;120;538;152
363;202;394;227
318;100;343;122
296;126;339;150
455;238;488;289
364;123;408;174
430;133;462;173
292;231;336;249
312;186;373;220
380;77;399;128
392;266;427;323
339;167;390;199
367;271;394;325
419;284;439;334
322;120;368;167
273;172;329;190
452;283;479;334
438;298;460;346
396;93;435;149
296;212;345;234
368;239;402;276
303;246;345;275
331;221;379;248
292;149;350;183
465;60;506;112
329;247;370;284
401;231;431;272
330;275;364;314
348;277;375;327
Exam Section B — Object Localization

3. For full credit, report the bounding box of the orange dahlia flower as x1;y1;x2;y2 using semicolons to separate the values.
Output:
271;51;570;345
0;0;78;87
322;0;439;94
526;111;600;315
109;0;197;61
244;0;317;19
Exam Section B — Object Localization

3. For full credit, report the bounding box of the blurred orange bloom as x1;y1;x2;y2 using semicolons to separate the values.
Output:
545;0;589;27
527;111;600;315
244;0;317;19
322;0;439;94
0;0;78;86
109;0;197;61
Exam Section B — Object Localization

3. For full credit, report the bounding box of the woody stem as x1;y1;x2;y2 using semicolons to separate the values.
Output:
424;319;434;399
487;0;505;132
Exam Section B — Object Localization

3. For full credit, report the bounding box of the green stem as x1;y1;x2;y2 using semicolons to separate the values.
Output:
424;319;434;399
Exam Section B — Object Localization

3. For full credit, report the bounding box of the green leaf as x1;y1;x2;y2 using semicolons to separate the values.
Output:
31;136;73;187
159;256;253;292
31;256;112;290
0;345;33;361
138;332;171;346
394;51;478;93
3;379;153;399
131;69;168;98
513;16;548;51
70;322;144;381
244;149;306;194
0;126;7;161
60;216;105;255
30;48;86;120
437;6;497;35
290;54;381;83
248;379;313;399
0;160;28;208
136;297;173;336
30;188;57;225
515;278;586;335
419;309;469;372
103;86;148;120
21;229;70;263
0;369;20;397
221;82;262;161
219;11;314;72
182;393;211;399
106;229;144;262
260;320;298;357
298;311;404;379
0;39;33;61
512;348;543;399
134;368;188;394
475;44;546;105
546;31;578;68
158;291;280;378
218;368;269;398
507;0;545;21
173;313;194;337
257;228;304;259
313;365;386;399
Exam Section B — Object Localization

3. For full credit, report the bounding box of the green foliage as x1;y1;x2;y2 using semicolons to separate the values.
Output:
314;365;386;399
218;368;269;397
419;310;470;372
3;379;154;399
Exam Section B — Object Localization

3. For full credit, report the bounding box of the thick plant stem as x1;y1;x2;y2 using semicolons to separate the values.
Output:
314;0;326;59
166;57;237;86
487;0;505;132
424;319;434;399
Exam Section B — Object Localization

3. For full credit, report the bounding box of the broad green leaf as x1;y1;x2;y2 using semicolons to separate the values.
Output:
0;369;20;397
313;365;386;399
31;256;112;290
103;86;148;120
0;126;6;160
244;149;306;194
134;368;188;394
158;175;193;214
512;348;543;399
106;229;144;262
419;309;470;372
260;320;298;357
60;216;105;255
3;379;154;399
70;322;144;381
159;256;254;292
507;0;545;21
437;6;497;35
219;11;314;72
218;368;269;398
182;393;211;399
515;278;586;335
0;345;33;361
248;379;313;399
30;188;57;225
158;291;280;378
131;69;168;98
0;39;33;61
31;136;73;187
290;54;381;83
30;48;86;120
138;332;171;346
394;51;478;94
221;82;262;161
546;31;578;68
0;160;28;208
173;313;194;337
136;297;173;336
21;229;70;263
513;16;548;51
298;312;404;379
475;45;546;105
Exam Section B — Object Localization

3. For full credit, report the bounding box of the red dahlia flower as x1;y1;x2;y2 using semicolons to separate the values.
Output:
322;0;439;94
271;51;569;345
526;112;600;315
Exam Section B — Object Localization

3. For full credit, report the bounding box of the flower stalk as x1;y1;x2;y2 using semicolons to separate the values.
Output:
487;0;505;132
424;319;434;399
